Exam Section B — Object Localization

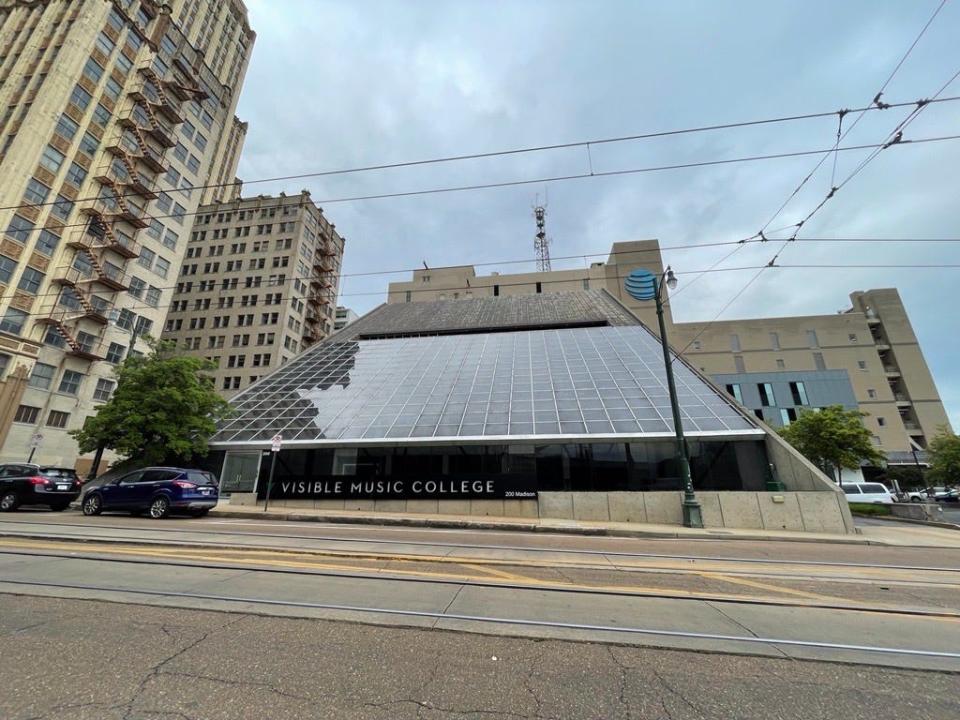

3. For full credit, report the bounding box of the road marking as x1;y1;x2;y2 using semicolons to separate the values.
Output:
698;571;847;604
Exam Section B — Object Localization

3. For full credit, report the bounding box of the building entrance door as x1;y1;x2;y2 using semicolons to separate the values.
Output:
220;452;262;495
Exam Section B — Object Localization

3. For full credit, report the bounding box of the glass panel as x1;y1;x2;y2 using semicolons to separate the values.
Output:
211;326;759;445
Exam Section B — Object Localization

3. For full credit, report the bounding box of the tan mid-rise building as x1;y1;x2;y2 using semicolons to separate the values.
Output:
0;0;255;467
160;191;346;397
387;240;951;463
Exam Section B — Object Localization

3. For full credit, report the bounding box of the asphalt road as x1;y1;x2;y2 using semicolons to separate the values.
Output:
2;594;958;720
2;510;960;673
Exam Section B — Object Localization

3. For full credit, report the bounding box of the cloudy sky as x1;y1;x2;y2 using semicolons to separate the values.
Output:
235;0;959;426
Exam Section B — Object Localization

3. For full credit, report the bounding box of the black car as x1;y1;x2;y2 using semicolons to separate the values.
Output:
0;463;82;512
81;467;219;518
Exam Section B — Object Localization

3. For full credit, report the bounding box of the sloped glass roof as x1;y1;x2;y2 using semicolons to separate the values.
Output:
210;325;761;446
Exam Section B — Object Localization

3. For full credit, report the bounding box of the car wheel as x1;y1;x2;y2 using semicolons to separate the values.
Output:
49;503;70;512
149;495;170;519
189;509;209;518
82;494;103;516
0;491;19;512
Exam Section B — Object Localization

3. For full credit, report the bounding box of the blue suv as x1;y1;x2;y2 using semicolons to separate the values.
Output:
81;467;218;519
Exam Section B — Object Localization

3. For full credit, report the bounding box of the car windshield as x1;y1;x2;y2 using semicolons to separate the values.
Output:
186;471;217;486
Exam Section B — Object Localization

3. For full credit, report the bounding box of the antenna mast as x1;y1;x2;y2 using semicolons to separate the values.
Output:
533;203;551;272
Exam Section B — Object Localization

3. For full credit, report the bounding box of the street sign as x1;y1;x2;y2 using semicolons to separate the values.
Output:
29;432;43;448
271;434;283;453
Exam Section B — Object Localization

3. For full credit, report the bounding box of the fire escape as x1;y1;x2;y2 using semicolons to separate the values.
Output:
304;229;340;345
38;58;192;360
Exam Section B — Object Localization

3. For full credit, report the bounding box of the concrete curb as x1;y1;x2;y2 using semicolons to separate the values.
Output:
852;513;960;531
209;508;879;545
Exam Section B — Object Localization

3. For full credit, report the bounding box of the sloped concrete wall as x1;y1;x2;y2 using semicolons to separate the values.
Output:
233;489;853;533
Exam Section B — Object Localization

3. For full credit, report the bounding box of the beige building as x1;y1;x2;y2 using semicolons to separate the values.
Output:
160;191;346;397
0;0;255;468
387;240;951;461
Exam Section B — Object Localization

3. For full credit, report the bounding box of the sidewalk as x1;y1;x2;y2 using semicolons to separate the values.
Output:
209;504;960;547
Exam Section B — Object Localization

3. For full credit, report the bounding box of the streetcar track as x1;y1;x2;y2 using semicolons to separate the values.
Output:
2;532;957;588
0;548;956;620
2;518;958;573
2;577;959;662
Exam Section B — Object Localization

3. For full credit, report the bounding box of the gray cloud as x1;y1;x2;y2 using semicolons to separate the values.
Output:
236;0;960;426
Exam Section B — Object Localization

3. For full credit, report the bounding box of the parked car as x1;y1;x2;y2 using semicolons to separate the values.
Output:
904;489;929;503
81;467;218;519
840;482;896;504
934;488;959;504
0;463;82;512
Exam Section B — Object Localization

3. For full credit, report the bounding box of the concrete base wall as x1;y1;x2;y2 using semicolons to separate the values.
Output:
229;490;853;534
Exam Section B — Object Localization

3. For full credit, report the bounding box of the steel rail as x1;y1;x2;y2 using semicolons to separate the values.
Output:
2;578;959;660
0;548;956;618
1;519;958;573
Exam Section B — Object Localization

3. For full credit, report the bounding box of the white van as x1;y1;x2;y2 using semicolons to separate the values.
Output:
841;482;896;504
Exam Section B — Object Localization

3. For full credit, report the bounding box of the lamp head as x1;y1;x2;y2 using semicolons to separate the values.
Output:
665;267;678;290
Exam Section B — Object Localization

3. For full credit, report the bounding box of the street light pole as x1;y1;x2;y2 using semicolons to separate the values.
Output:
625;267;703;528
86;316;143;482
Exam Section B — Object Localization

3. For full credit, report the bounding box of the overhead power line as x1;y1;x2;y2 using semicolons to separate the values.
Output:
7;262;960;321
5;131;958;249
672;0;955;358
3;236;958;306
2;95;956;216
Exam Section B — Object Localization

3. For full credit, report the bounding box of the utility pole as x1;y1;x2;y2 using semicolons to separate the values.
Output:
533;204;551;272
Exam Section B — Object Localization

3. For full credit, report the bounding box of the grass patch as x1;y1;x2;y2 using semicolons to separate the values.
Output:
848;502;893;516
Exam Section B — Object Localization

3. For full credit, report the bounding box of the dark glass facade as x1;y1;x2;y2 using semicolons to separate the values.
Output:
227;439;770;499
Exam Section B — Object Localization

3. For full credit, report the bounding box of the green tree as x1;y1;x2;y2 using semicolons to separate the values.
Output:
779;405;885;484
71;340;230;465
926;428;960;486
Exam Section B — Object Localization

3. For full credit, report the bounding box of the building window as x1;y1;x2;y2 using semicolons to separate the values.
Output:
6;214;34;243
0;255;15;284
13;405;41;424
0;353;8;378
779;408;797;426
877;417;886;427
50;196;74;221
790;381;808;405
93;378;115;402
776;359;785;369
725;383;743;403
867;388;877;399
69;84;92;111
55;114;79;140
40;145;66;175
24;178;51;205
813;352;826;371
46;410;70;429
758;383;775;406
733;355;745;373
769;332;780;350
806;330;819;348
58;370;84;395
753;409;764;421
105;342;125;364
535;281;542;294
582;278;589;290
16;267;44;294
64;162;87;187
848;333;858;343
36;229;60;256
730;334;741;352
0;308;28;335
27;362;56;389
858;360;867;370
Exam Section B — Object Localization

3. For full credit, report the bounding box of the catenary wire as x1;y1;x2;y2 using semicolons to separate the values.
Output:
756;0;951;236
4;132;959;249
6;263;960;322
1;95;957;215
2;237;959;306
